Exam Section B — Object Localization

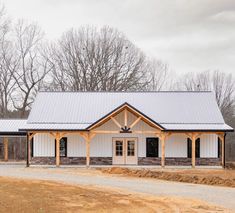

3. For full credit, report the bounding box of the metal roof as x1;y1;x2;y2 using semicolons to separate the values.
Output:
23;91;233;131
163;124;233;132
0;119;27;135
19;123;89;131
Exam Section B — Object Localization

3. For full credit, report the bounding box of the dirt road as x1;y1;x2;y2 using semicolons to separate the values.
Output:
0;165;234;211
0;177;227;212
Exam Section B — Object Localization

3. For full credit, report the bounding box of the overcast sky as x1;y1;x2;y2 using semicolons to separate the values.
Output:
2;0;235;74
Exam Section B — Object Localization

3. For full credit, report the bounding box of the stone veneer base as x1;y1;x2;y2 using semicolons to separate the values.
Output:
31;157;221;166
31;157;112;165
138;157;221;166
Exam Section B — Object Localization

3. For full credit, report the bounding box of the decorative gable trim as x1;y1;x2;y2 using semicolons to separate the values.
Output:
87;102;165;131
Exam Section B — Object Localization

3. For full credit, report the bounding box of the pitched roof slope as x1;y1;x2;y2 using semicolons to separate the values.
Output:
25;91;233;131
0;119;27;135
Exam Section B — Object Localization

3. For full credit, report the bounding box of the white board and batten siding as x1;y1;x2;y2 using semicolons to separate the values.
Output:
33;111;219;158
200;134;218;157
33;133;219;158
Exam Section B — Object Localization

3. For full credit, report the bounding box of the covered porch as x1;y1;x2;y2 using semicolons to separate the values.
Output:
26;130;226;168
24;104;227;168
0;119;27;162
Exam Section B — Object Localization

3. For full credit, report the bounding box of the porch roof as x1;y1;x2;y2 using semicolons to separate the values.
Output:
18;123;233;132
163;123;233;132
0;119;27;135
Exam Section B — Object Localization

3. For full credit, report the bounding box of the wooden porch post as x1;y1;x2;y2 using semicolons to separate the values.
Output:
79;132;96;168
86;137;90;167
26;133;35;167
26;134;29;167
28;136;31;166
55;133;60;167
218;133;225;168
221;136;224;167
3;137;8;162
192;134;196;168
161;134;166;168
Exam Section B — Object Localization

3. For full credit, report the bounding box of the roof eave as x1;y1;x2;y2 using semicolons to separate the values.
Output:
163;129;234;132
19;128;89;132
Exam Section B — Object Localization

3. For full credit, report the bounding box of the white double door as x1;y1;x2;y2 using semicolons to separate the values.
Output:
112;138;137;165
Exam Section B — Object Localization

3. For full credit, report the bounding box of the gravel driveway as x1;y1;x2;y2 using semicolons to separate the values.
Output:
0;164;234;211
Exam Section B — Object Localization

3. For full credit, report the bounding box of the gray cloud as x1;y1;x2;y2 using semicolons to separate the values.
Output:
2;0;235;74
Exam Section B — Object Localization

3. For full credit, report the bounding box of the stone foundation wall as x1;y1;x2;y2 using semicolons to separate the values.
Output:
90;157;112;165
61;157;86;165
31;157;56;165
166;158;191;166
196;158;221;166
30;157;112;165
138;157;161;165
31;156;221;166
138;157;221;166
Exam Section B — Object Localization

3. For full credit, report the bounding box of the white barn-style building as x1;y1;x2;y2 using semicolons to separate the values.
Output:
0;91;233;167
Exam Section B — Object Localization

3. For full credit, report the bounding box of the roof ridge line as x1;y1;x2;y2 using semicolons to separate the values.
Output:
37;91;213;93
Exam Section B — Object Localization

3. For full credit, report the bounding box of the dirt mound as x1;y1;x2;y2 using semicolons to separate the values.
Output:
101;167;235;187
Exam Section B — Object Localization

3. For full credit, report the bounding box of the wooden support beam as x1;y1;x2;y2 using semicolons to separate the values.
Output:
124;109;127;127
28;133;36;141
78;132;89;141
160;134;166;168
90;130;161;134
86;137;90;167
78;132;96;167
26;134;29;167
133;130;160;134
3;137;8;162
192;134;196;168
111;117;122;129
28;135;31;166
221;135;225;167
55;133;60;167
129;117;141;129
90;130;120;134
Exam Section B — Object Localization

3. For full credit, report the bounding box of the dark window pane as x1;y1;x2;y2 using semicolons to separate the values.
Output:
31;138;34;157
127;141;135;156
187;138;192;158
187;138;200;158
57;137;67;157
218;137;221;158
196;138;200;158
116;141;123;156
146;138;159;157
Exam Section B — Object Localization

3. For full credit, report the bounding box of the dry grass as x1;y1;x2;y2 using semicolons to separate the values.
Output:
100;167;235;187
0;176;228;213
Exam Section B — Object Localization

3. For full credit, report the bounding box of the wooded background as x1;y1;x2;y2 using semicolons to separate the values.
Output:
0;7;234;161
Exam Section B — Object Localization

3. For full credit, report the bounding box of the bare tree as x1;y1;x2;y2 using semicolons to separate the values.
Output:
176;70;235;122
147;59;170;91
0;5;17;118
212;71;235;122
11;20;51;117
175;71;211;91
48;26;154;92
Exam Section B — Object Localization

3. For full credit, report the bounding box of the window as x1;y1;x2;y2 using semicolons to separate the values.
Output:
218;137;221;158
146;138;159;157
55;137;67;157
127;140;135;156
187;138;200;158
115;141;123;156
31;138;34;157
